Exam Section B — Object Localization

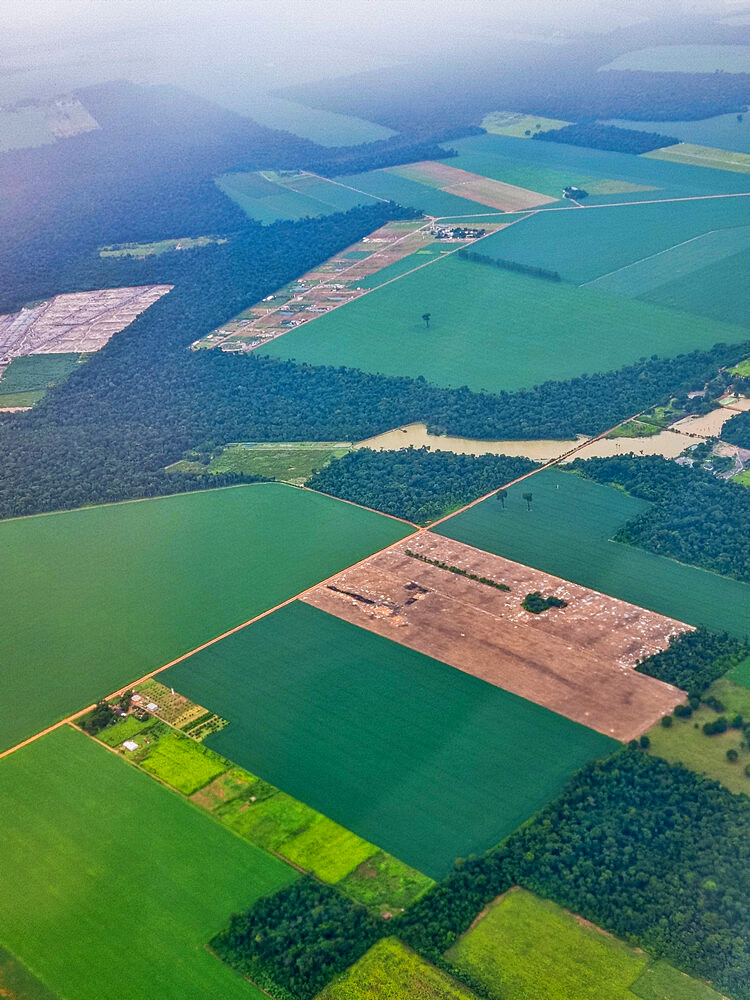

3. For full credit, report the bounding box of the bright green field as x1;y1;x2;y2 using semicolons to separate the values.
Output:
600;45;750;73
260;253;748;393
163;601;615;878
645;679;750;796
216;170;378;223
480;111;571;138
434;469;750;637
646;143;750;174
731;358;750;376
169;441;353;485
0;353;82;395
317;938;478;1000
446;889;647;1000
0;727;295;1000
0;483;411;751
445;889;720;1000
138;730;227;794
0;390;44;407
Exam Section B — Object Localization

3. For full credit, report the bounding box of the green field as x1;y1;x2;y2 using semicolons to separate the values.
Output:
445;888;720;1000
335;168;499;218
0;390;44;407
162;601;615;878
731;358;750;376
100;710;433;911
641;245;750;327
646;143;750;174
0;353;83;396
480;111;571;138
241;96;396;146
317;938;478;1000
100;236;225;258
0;727;295;1000
645;678;750;795
168;441;353;485
0;483;411;751
603;114;750;155
216;170;378;223
446;889;647;1000
731;655;750;688
476;196;750;287
600;45;750;73
434;468;750;637
260;253;748;393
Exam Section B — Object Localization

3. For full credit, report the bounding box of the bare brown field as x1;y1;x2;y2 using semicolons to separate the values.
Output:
302;535;689;740
0;284;172;363
394;161;557;211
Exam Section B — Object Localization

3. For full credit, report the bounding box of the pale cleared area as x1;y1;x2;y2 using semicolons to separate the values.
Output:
389;161;558;211
0;285;172;364
564;430;692;462
356;423;586;461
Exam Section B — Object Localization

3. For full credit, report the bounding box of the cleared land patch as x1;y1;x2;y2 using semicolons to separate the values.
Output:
645;143;750;174
0;95;98;151
445;888;720;1000
216;168;379;223
304;535;687;740
316;937;478;1000
260;253;748;394
167;441;353;485
387;161;557;211
480;111;571;138
0;285;171;368
0;352;85;407
0;726;293;1000
99;235;226;258
0;482;411;751
161;600;616;878
434;468;750;638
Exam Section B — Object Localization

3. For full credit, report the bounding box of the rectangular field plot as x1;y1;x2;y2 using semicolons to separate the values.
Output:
0;727;294;1000
0;483;411;751
434;469;750;638
260;253;748;394
303;535;687;741
162;601;616;879
477;195;750;286
641;244;750;327
445;888;720;1000
603;114;750;156
387;161;556;211
316;938;478;1000
646;143;750;174
216;169;379;223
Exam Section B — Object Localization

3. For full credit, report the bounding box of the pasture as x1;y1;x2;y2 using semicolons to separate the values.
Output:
162;601;615;878
445;888;720;1000
477;195;750;286
260;252;748;393
481;111;570;137
316;938;477;1000
641;245;750;327
216;170;378;223
600;45;750;73
335;168;498;218
171;441;353;485
646;678;750;795
0;483;411;751
646;143;750;174
0;353;82;396
434;468;750;638
603;114;750;155
0;727;295;1000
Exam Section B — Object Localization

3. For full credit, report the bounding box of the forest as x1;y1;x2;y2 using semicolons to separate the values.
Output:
211;878;383;1000
306;448;536;524
572;456;750;582
636;627;750;697
722;410;750;450
532;122;679;154
397;749;750;1000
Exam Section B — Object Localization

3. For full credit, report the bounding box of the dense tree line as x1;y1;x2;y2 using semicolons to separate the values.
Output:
306;448;536;523
457;250;562;282
636;627;750;697
211;878;383;1000
397;749;750;998
572;455;750;582
532;122;679;154
722;410;750;450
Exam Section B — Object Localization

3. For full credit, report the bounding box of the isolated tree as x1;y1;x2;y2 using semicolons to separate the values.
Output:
522;491;533;511
497;489;507;508
422;313;431;329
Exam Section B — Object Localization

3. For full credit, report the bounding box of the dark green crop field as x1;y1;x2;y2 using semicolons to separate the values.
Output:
162;601;615;879
0;727;294;1000
0;353;82;396
434;469;750;637
261;253;747;393
0;483;411;751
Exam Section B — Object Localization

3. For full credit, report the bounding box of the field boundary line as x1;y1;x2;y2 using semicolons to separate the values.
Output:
581;228;724;287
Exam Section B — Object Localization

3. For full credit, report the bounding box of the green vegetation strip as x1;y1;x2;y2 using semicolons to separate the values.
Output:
0;727;294;1000
163;601;615;878
317;938;478;999
434;468;750;638
0;353;82;395
405;549;510;590
0;483;411;751
170;441;352;486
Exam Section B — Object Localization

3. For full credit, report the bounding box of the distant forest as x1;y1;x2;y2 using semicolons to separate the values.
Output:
532;122;679;154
